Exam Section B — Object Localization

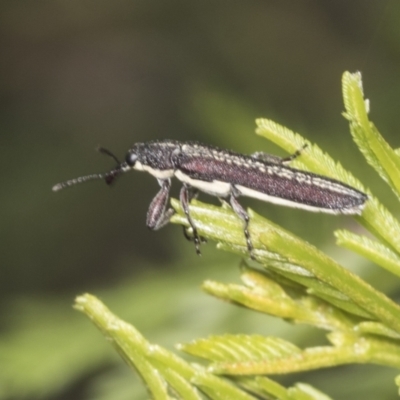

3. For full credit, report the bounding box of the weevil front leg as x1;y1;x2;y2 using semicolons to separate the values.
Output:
180;183;203;255
146;179;174;230
230;185;255;260
251;144;308;165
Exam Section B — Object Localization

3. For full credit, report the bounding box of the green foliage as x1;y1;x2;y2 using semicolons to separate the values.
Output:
75;294;334;400
3;71;400;399
69;72;400;398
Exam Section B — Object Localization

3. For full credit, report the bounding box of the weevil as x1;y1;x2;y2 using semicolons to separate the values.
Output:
53;140;368;258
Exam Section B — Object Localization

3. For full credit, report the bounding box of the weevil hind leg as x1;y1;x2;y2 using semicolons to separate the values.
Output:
230;185;255;260
251;144;308;165
280;143;308;163
251;152;283;164
146;179;174;231
182;188;206;244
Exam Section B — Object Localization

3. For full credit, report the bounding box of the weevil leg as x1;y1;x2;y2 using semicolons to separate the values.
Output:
182;225;207;243
180;188;207;244
230;185;255;260
181;188;206;242
180;184;203;255
146;179;174;230
251;152;283;163
280;144;308;163
251;144;308;165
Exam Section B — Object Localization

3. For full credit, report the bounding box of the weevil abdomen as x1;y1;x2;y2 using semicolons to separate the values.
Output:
172;143;367;215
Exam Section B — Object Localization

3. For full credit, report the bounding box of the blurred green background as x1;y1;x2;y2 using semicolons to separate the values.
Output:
2;1;400;399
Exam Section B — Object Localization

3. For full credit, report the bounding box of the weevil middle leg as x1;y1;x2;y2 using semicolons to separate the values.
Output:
180;188;206;245
180;183;203;255
230;185;255;260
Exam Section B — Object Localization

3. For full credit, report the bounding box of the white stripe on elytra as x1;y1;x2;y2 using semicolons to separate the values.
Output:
236;185;363;215
174;170;364;215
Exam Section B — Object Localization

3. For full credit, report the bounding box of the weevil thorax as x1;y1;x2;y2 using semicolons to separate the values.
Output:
125;140;180;179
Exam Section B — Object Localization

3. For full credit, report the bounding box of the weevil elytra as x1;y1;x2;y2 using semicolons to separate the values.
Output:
53;140;368;258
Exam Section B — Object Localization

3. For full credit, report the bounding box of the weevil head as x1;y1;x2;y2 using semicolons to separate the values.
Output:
52;141;178;192
124;141;177;179
126;141;161;168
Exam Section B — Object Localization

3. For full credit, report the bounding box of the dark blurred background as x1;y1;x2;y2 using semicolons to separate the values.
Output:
2;1;400;399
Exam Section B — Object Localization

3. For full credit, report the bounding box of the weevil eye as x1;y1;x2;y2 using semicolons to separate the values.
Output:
126;152;138;166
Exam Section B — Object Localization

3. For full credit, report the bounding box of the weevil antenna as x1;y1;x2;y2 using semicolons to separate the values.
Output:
52;146;126;192
97;146;121;164
52;169;121;192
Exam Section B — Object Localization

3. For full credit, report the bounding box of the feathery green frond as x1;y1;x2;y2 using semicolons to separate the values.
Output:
171;200;400;331
180;334;302;364
342;72;400;198
335;229;400;277
75;294;330;400
73;72;400;398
